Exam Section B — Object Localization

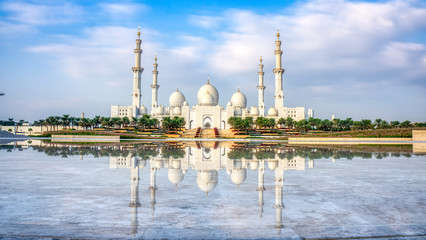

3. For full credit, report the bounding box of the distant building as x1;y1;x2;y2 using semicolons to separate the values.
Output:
111;28;312;129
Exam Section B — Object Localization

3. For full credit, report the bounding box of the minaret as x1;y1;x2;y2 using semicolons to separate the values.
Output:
151;54;160;114
273;28;285;110
257;57;266;116
256;160;265;218
132;27;144;109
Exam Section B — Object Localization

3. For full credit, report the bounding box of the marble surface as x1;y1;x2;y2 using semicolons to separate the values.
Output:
0;145;425;240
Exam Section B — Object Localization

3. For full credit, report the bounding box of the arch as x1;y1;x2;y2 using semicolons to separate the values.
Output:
189;120;194;129
203;117;212;129
221;120;226;129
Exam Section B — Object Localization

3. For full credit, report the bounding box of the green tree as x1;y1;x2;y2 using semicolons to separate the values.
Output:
399;120;412;128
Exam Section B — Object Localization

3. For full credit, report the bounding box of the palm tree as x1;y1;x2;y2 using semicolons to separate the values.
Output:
374;119;383;129
277;118;286;128
61;115;70;129
285;117;294;129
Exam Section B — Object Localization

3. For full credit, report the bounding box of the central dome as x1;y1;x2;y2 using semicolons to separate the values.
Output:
197;78;219;105
201;91;215;106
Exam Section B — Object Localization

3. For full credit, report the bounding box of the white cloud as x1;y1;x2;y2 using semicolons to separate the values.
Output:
188;15;223;28
2;1;82;25
99;3;148;16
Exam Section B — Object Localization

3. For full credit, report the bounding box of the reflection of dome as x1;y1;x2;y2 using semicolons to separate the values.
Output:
173;106;182;115
250;106;259;116
168;168;184;185
138;159;147;168
200;92;215;106
156;106;164;115
230;168;247;186
196;170;218;193
234;108;242;116
268;160;278;169
140;105;147;115
250;160;259;170
169;89;186;107
171;159;181;169
230;89;247;108
155;160;163;169
268;107;278;117
197;79;219;105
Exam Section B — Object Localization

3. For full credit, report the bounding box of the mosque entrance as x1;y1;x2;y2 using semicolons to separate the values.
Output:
203;117;212;129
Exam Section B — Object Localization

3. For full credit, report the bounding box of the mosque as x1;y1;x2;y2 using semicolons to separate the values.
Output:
111;28;313;129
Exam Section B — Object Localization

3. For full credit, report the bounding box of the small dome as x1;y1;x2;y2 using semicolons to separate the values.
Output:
140;105;147;115
251;106;259;116
268;107;278;117
173;106;182;115
183;101;188;106
268;160;278;170
156;106;164;115
169;89;186;107
197;78;219;105
168;168;184;185
230;169;247;186
234;108;242;116
196;170;218;193
227;101;232;107
201;92;215;106
230;89;247;108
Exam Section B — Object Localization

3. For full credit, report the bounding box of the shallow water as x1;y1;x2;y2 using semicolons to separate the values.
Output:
0;140;425;239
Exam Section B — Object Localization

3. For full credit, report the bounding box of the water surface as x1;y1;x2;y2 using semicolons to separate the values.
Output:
0;140;425;239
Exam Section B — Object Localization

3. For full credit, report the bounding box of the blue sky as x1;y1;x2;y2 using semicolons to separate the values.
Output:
0;0;425;122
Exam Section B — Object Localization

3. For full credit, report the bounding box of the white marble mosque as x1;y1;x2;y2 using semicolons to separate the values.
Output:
111;28;312;129
109;143;310;232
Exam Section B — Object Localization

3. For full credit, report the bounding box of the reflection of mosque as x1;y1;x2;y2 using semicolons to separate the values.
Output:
109;142;312;233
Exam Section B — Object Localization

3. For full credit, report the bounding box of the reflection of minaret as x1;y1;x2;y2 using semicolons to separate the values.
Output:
256;160;265;218
273;28;285;110
309;158;314;168
257;56;266;116
274;168;284;230
129;157;140;235
149;163;158;219
151;55;159;114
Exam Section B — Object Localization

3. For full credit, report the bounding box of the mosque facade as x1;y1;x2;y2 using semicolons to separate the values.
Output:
111;28;312;129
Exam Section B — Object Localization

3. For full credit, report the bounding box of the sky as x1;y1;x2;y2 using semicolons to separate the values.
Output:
0;0;425;122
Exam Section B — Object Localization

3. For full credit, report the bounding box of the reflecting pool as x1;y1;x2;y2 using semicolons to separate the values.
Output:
0;140;425;239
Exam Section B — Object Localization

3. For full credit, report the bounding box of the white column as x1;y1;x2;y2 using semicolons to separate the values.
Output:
273;29;285;110
132;27;144;110
257;57;265;116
